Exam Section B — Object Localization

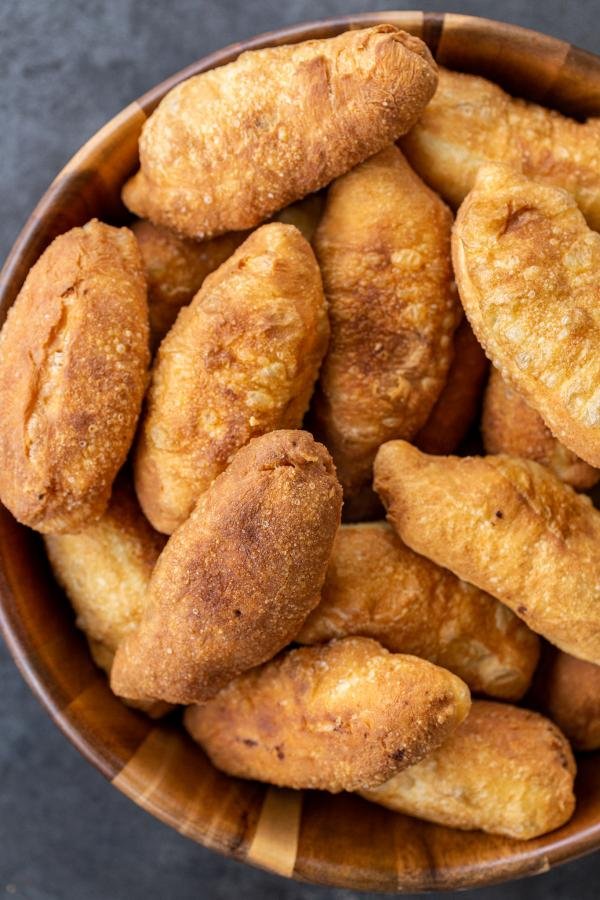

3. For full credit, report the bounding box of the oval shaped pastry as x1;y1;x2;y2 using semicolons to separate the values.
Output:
374;441;600;665
0;219;149;533
45;475;169;718
453;163;600;468
531;646;600;751
123;26;437;239
482;367;599;491
134;223;329;534
184;636;471;793
297;522;539;700
402;67;600;229
361;701;576;840
132;220;246;348
44;475;166;674
111;430;342;705
415;317;488;455
312;145;458;510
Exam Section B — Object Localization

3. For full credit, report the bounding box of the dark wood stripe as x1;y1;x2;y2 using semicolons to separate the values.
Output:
543;43;600;117
422;12;445;58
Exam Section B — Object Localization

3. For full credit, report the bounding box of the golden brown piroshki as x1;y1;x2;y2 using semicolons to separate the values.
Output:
482;367;599;491
134;223;329;534
0;219;149;534
297;522;539;700
402;66;600;230
453;163;600;469
312;145;458;510
415;318;489;455
530;646;600;751
123;26;438;238
44;475;166;674
361;700;576;839
184;636;471;792
132;219;246;348
374;441;600;665
111;430;342;705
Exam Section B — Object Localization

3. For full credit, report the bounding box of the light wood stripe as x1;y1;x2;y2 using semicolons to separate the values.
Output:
246;787;303;877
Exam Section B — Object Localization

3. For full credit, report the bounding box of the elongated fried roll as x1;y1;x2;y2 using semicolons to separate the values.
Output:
361;701;576;840
298;522;539;700
185;637;471;792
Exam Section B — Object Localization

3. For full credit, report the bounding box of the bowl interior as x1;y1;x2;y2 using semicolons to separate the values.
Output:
1;11;600;893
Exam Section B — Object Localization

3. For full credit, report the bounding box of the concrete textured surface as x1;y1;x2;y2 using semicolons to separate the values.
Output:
1;1;599;898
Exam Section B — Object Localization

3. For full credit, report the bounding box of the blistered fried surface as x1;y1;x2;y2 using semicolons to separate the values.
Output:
402;67;600;229
184;636;471;792
312;145;458;503
0;220;149;533
532;647;600;750
453;163;600;468
361;701;576;839
415;318;489;455
483;367;599;490
112;431;342;704
132;219;245;347
374;441;600;665
134;223;329;534
44;476;165;673
123;26;437;239
297;522;539;700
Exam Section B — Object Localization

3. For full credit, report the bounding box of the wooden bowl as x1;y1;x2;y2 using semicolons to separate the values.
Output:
1;11;599;892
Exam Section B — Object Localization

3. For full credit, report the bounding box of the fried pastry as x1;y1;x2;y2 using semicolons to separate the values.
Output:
45;475;165;673
453;163;600;467
123;26;437;238
0;220;149;533
415;318;488;455
184;636;471;792
312;145;458;507
531;646;600;750
132;220;245;347
402;67;600;229
361;701;576;839
482;367;599;490
297;522;539;700
45;476;169;717
374;441;600;664
134;223;329;534
111;430;342;705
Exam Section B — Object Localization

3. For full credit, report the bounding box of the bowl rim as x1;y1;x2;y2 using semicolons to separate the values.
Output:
1;9;600;892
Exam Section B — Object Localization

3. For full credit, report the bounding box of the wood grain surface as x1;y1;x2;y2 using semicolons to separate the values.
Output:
0;11;599;892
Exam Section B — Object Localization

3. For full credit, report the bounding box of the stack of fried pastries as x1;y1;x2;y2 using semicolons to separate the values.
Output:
3;26;600;843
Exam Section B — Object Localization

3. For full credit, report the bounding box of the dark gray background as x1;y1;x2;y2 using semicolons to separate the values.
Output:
1;1;599;898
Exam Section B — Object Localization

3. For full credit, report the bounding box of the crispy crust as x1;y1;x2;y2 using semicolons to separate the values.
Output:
45;475;169;718
415;317;489;455
297;522;539;700
312;145;458;504
402;67;600;229
122;26;437;239
531;646;600;750
482;367;599;491
132;220;246;348
44;475;165;672
374;441;600;664
184;636;471;792
0;220;149;533
134;223;329;534
361;700;576;839
453;163;600;468
112;430;342;704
